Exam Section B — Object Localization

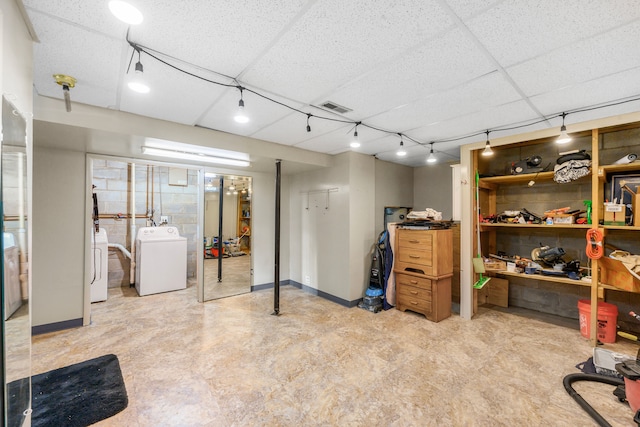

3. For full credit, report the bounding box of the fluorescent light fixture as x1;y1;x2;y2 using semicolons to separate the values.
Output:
109;1;144;25
141;146;250;167
145;138;250;160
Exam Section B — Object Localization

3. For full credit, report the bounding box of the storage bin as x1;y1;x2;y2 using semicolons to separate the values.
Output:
577;299;618;343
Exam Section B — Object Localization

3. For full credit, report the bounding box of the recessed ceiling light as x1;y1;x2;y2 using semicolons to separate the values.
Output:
109;1;144;25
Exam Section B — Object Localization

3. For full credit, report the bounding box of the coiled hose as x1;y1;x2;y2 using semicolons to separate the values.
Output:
586;228;604;259
563;373;624;427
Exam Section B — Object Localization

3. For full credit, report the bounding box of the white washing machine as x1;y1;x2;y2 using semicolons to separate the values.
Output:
135;226;187;296
90;228;109;303
4;232;21;320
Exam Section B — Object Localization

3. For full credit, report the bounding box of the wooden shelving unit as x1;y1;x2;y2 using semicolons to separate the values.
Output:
237;194;251;253
473;121;640;346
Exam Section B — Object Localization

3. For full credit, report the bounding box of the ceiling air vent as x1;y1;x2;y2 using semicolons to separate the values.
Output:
319;101;352;114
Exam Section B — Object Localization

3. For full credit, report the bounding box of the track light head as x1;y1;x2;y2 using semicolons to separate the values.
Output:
306;114;312;132
350;123;361;148
482;130;493;157
397;134;407;156
556;113;572;144
234;87;249;123
427;143;437;163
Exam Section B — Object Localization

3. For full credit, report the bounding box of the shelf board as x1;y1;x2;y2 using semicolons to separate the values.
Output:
602;225;640;231
479;170;593;185
598;162;640;181
487;270;591;287
479;171;556;184
480;223;591;230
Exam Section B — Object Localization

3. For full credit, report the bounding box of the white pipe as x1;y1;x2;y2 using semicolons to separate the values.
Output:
17;152;28;300
108;243;132;259
130;163;136;286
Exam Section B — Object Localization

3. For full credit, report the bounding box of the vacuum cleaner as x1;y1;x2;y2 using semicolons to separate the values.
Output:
358;231;386;313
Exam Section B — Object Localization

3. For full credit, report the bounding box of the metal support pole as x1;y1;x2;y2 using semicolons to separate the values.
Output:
273;159;281;315
217;175;224;282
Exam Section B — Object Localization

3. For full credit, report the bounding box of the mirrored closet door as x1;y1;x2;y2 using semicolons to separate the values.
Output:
203;173;252;300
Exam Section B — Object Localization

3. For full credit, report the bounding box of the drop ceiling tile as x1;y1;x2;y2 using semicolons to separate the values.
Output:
320;27;497;119
529;67;640;118
508;20;640;97
466;0;640;67
444;0;504;20
242;0;454;102
251;110;351;148
24;0;127;39
409;100;541;143
297;122;393;154
365;71;521;131
30;12;122;108
197;88;305;137
120;66;230;125
129;0;311;77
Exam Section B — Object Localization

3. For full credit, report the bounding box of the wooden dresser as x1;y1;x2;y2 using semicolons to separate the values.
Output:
394;228;453;322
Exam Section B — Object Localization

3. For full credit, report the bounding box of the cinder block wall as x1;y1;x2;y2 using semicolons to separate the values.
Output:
92;159;198;287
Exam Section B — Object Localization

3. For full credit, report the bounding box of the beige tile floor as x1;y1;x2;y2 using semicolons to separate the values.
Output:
32;285;640;426
203;254;252;300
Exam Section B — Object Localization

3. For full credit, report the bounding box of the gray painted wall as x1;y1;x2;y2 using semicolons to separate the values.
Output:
413;163;454;220
32;148;86;326
374;159;413;235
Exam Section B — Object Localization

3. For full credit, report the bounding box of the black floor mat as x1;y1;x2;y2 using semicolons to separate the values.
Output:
8;354;128;427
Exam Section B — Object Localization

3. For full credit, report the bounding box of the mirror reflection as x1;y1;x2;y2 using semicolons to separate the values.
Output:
3;96;31;426
203;173;251;300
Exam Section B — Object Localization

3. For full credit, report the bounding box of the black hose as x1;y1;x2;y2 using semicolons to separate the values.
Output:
563;373;625;427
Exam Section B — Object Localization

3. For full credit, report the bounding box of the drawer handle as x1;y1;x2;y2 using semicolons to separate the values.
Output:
410;280;418;284
409;255;421;259
410;291;418;295
409;239;420;243
411;301;418;305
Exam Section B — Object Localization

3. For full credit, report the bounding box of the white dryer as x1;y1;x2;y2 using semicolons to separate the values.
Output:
135;226;187;296
90;228;109;302
4;232;21;320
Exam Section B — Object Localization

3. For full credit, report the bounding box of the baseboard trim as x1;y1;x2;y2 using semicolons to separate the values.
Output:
252;281;359;308
32;318;83;335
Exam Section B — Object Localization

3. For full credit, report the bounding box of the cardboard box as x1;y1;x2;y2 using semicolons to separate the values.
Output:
604;203;626;225
634;194;640;227
553;214;576;224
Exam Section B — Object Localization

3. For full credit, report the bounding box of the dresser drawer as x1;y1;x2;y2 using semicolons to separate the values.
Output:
396;292;432;315
397;284;432;303
395;273;432;291
397;248;433;267
398;230;433;249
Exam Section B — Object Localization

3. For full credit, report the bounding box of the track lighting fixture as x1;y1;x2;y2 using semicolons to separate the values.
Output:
482;130;493;157
53;74;76;112
306;114;312;132
109;1;144;25
128;47;150;93
234;87;249;124
427;142;437;164
396;134;407;157
350;122;361;148
556;112;572;144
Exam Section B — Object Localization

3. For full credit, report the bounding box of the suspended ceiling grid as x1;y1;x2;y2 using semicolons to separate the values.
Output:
23;0;640;167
